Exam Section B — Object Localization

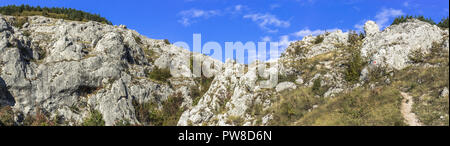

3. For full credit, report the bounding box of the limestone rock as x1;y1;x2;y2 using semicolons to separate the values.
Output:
361;19;445;70
441;87;449;98
276;82;297;92
364;20;379;36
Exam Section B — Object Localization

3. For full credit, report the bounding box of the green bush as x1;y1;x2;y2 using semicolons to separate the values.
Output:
0;5;112;24
278;74;297;83
391;15;435;26
13;16;28;28
311;78;325;95
437;17;449;28
164;39;171;45
314;35;324;44
148;67;172;82
344;33;365;83
82;109;105;126
408;48;425;63
134;35;142;44
344;52;364;83
132;92;185;126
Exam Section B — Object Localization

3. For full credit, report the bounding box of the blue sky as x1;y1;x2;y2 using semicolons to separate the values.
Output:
1;0;449;63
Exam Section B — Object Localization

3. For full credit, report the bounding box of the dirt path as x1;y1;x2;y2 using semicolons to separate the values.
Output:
400;92;423;126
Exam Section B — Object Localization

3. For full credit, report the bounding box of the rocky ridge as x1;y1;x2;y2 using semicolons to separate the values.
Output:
1;14;448;126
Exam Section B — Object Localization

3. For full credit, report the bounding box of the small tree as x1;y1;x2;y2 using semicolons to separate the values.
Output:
438;17;449;28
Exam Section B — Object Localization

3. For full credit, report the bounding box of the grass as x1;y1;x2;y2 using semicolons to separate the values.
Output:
278;74;297;83
148;67;172;82
392;43;449;125
22;108;58;126
296;86;405;126
133;92;185;126
12;16;28;28
0;106;15;126
82;109;105;126
189;57;214;107
226;115;245;126
268;87;326;126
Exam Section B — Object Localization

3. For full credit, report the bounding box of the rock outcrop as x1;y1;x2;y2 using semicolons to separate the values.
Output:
361;19;447;70
1;14;448;126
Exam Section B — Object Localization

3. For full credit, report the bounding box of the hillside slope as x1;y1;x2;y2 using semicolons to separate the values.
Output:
0;15;448;126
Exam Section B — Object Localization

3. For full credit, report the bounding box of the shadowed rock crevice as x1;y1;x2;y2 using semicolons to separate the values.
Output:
0;77;15;107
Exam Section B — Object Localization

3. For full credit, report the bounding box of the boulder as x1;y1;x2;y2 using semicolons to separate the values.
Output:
276;82;297;92
364;20;379;36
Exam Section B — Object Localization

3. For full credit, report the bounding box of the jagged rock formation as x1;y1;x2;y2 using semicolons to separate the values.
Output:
361;19;448;70
1;14;449;126
0;14;217;125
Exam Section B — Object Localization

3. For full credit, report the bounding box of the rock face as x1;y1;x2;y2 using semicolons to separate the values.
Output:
361;19;447;70
364;20;379;36
0;15;216;126
1;14;449;126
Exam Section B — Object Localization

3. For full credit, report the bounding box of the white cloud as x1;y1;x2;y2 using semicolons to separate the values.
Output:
354;23;364;32
292;28;340;37
261;36;272;42
403;2;409;7
353;19;368;32
243;13;290;33
374;8;404;28
178;9;221;26
278;35;292;50
225;4;247;15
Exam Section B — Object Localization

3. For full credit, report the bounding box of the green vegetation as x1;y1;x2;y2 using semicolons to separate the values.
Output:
311;78;328;96
0;5;112;24
148;67;172;82
269;87;326;126
82;109;105;126
226;116;245;126
278;74;297;83
0;106;14;126
133;92;185;126
114;119;132;126
164;39;171;45
314;35;324;44
393;41;449;126
391;15;435;26
437;17;449;28
191;77;213;106
344;31;365;83
408;48;425;63
12;16;28;28
189;56;214;106
297;86;405;126
22;108;58;126
293;45;310;56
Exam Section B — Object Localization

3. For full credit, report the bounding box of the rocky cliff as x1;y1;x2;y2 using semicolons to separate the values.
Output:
1;14;448;126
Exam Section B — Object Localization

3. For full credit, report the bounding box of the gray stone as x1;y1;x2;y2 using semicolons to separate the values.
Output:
276;82;297;92
364;20;379;36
